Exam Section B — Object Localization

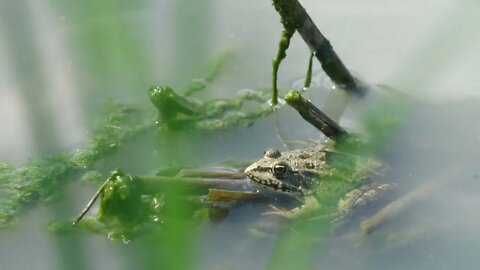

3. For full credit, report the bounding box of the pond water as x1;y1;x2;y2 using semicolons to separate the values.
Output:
1;0;480;269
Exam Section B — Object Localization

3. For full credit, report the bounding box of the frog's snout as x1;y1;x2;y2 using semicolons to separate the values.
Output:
244;164;257;180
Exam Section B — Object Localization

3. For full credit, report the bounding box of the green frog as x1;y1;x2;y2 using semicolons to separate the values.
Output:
242;90;397;221
244;144;396;219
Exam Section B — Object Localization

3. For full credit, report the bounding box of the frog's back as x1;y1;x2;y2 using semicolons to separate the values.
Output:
278;146;331;174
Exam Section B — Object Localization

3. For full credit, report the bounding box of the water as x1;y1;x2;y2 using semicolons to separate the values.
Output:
319;100;480;270
1;0;480;269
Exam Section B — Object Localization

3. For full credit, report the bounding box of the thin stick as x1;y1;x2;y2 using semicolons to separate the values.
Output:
303;52;314;89
285;90;349;141
137;176;249;194
73;172;250;225
360;182;435;235
272;0;365;96
72;178;111;225
272;28;295;105
360;167;461;235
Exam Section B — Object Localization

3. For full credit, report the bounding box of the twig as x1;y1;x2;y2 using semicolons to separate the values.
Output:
73;171;251;224
272;0;365;96
285;90;349;141
360;168;461;235
136;175;250;194
72;176;112;225
303;52;314;89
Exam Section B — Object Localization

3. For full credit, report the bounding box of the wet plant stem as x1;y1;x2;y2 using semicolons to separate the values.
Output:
285;90;348;141
303;52;314;89
271;0;365;104
272;28;295;105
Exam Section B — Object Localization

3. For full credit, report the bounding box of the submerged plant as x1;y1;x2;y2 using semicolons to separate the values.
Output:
0;53;276;230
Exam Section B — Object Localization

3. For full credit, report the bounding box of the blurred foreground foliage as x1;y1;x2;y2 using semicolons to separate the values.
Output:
0;53;275;229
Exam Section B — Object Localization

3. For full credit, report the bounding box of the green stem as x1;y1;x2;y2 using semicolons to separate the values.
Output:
272;28;295;105
303;52;314;89
284;90;348;141
272;0;365;96
136;175;249;194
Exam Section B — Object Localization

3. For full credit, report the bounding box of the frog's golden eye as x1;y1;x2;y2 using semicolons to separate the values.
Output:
271;162;288;178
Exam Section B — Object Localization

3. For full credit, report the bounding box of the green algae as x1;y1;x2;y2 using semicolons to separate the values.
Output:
270;0;309;105
271;28;295;105
0;54;275;230
0;156;73;227
303;52;314;89
0;103;153;228
149;85;273;130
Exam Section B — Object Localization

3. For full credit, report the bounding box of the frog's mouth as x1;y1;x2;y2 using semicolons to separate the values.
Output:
245;171;301;193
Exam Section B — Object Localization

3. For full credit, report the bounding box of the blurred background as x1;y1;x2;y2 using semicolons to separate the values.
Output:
1;0;480;269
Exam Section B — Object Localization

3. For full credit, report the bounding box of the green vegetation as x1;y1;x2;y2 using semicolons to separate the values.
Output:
0;52;274;231
271;0;364;105
2;1;470;269
0;102;153;228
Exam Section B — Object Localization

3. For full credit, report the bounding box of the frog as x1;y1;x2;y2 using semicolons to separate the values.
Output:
244;89;398;221
244;144;396;220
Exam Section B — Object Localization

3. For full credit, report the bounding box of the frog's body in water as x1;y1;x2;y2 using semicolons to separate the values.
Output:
245;146;333;194
244;145;395;218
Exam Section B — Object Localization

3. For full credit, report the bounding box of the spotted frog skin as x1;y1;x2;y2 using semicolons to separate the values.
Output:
244;145;395;218
245;146;333;194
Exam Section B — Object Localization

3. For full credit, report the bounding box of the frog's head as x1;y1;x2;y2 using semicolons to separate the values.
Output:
244;148;319;194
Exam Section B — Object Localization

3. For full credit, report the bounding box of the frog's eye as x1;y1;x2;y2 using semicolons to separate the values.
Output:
271;162;289;179
264;148;281;158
